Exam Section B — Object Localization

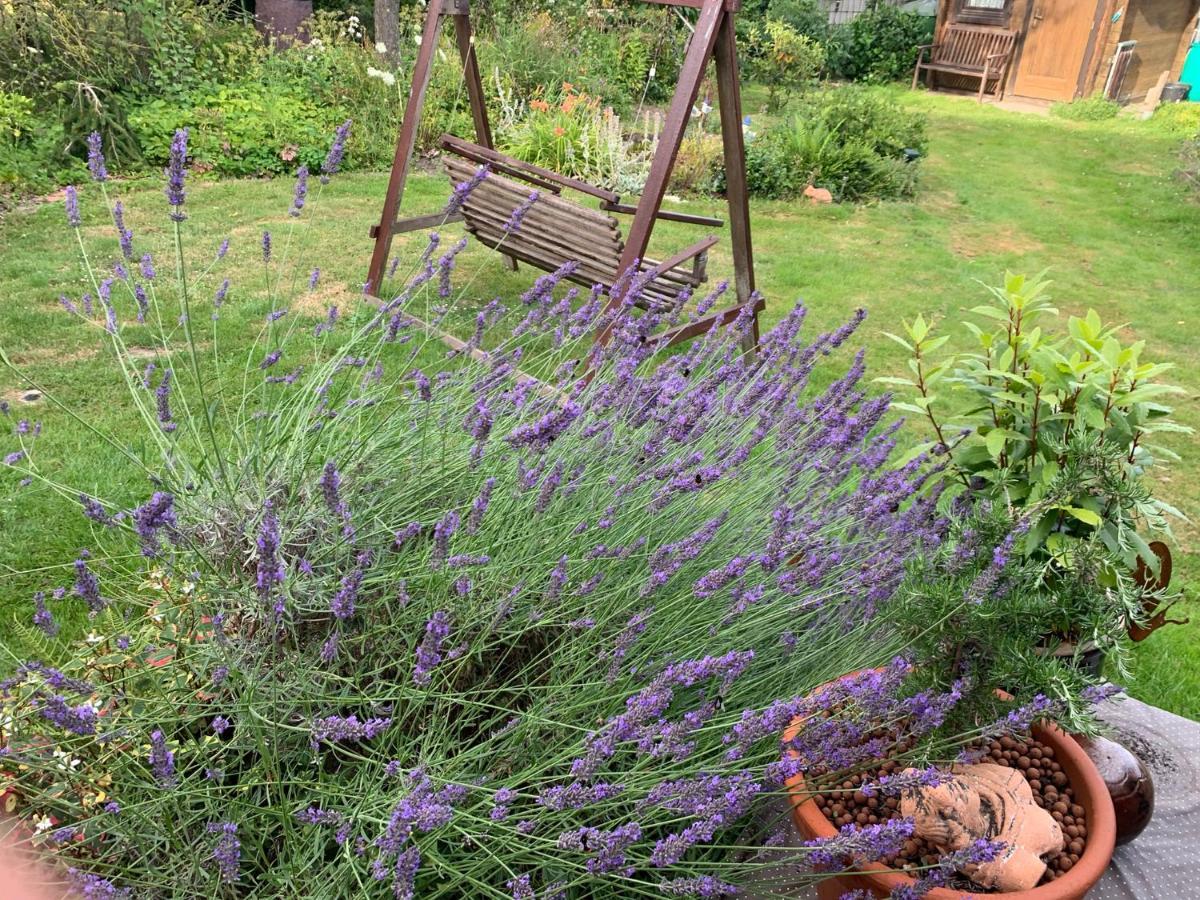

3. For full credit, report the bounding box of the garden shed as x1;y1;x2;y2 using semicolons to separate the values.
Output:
929;0;1200;102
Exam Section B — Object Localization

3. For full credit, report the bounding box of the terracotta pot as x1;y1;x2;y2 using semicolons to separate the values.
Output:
782;677;1116;900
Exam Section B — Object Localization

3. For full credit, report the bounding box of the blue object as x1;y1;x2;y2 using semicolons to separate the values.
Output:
1183;38;1200;101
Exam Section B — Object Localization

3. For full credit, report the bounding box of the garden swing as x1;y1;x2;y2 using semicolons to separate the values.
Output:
365;0;764;355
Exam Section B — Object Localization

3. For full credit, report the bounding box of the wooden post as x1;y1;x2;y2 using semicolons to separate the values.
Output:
366;0;447;296
450;5;516;270
597;0;727;347
713;8;757;353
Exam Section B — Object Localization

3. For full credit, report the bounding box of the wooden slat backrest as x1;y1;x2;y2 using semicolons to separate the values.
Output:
446;158;704;308
934;25;1015;69
447;158;624;281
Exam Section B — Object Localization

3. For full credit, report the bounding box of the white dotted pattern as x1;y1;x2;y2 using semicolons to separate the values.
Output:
745;693;1200;898
1089;695;1200;900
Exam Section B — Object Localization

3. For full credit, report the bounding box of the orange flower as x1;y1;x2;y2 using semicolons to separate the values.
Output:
530;99;550;113
553;126;566;137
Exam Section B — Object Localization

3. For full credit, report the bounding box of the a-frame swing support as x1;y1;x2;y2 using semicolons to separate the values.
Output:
366;0;758;352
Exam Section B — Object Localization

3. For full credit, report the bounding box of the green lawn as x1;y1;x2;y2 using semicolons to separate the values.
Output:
2;91;1197;717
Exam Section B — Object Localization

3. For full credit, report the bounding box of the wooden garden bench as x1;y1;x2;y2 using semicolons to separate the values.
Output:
912;25;1017;103
443;149;715;314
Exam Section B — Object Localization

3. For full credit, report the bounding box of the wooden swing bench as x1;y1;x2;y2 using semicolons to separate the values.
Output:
366;0;765;357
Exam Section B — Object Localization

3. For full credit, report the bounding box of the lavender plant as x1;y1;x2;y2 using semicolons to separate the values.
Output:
1;128;1037;898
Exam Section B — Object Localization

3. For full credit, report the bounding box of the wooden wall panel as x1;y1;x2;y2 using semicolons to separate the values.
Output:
1120;0;1200;100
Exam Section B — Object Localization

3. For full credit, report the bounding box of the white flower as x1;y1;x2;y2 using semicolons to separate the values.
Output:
85;632;104;645
414;35;423;46
375;41;387;53
382;71;396;87
701;100;712;115
648;66;656;78
311;37;324;48
33;815;53;833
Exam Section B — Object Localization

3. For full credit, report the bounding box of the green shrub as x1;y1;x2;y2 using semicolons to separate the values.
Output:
130;85;344;177
1149;101;1200;137
1178;134;1200;194
1050;94;1120;122
825;6;934;84
741;20;826;112
0;93;86;205
793;84;927;157
743;86;925;202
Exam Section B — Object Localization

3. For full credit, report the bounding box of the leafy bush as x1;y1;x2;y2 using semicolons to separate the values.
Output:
741;20;826;112
1178;134;1200;194
130;86;344;177
1149;101;1200;137
0;128;1016;899
743;86;925;202
825;6;934;84
0;93;85;205
1050;94;1120;122
882;273;1190;639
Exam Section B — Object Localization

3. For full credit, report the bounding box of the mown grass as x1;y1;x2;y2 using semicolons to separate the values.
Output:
2;90;1197;717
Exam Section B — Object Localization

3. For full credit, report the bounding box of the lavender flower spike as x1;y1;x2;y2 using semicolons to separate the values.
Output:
87;131;108;182
445;165;490;216
149;728;176;787
65;185;81;228
321;119;352;183
207;822;240;883
290;165;309;216
164;128;189;222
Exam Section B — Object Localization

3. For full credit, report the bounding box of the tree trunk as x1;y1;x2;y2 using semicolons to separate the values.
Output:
374;0;402;68
255;0;314;48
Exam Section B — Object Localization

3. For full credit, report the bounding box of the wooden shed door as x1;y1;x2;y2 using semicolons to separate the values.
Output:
1011;1;1102;100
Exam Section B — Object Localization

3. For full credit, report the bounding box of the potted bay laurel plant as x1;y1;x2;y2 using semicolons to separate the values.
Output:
879;272;1190;672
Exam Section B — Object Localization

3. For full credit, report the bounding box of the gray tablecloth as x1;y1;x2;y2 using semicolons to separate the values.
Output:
748;694;1200;899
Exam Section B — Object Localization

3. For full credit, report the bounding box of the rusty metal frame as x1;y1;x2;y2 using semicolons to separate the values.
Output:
366;0;759;355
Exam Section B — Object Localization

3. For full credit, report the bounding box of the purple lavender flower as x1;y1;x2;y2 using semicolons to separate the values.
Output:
68;869;129;899
38;694;97;735
290;165;309;216
412;611;451;685
65;185;81;228
134;283;148;323
216;238;229;260
3;450;25;465
73;553;104;612
507;874;534;900
309;714;392;749
802;818;915;872
261;230;272;263
259;349;283;370
320;631;339;664
556;822;642;876
164;128;189;221
87;131;108;181
467;478;494;534
104;801;120;814
659;877;739;897
32;591;58;637
503;190;539;232
266;308;287;323
155;369;176;433
309;267;320;290
211;716;231;735
149;728;175;787
132;491;176;557
207;822;240;883
445;165;489;215
431;509;459;567
321;119;352;183
113;201;133;259
140;252;156;280
255;504;285;610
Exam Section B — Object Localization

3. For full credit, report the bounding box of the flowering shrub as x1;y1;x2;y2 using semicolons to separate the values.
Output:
0;127;1115;898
